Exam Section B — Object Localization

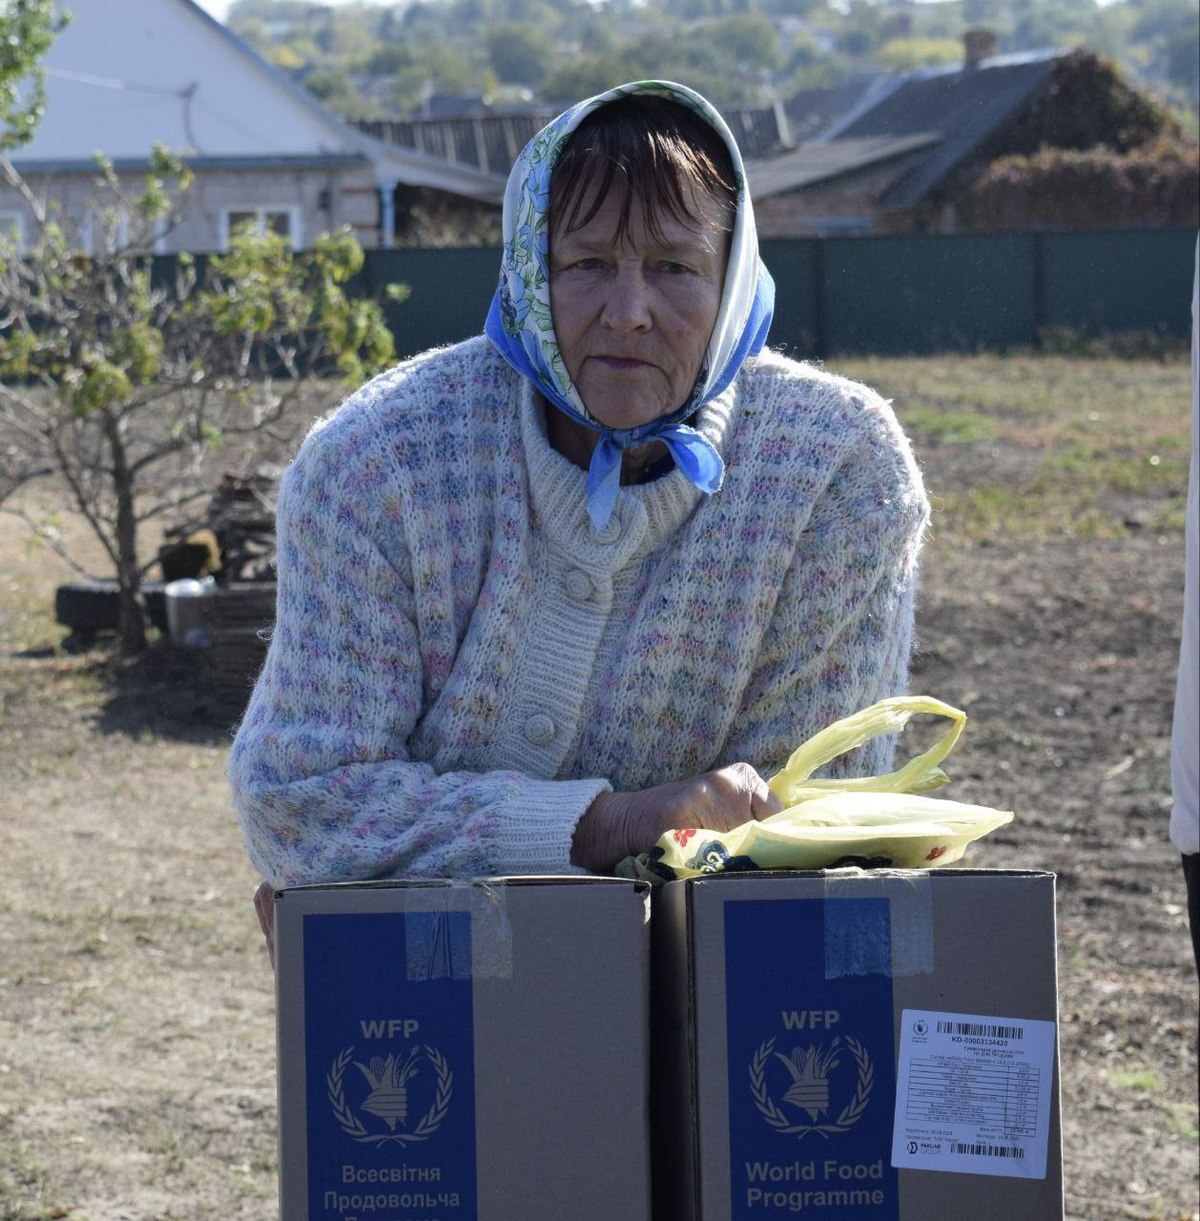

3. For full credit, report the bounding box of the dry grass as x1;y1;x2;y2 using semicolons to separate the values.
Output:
838;353;1191;540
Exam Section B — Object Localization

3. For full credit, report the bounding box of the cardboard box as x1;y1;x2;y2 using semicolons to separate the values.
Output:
652;869;1062;1221
274;875;652;1221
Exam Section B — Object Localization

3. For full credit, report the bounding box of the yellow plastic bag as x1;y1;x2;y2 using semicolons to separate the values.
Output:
620;697;1013;883
769;695;966;806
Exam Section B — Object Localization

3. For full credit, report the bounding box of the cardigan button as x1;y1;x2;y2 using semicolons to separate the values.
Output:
564;569;593;602
523;713;556;746
594;514;622;544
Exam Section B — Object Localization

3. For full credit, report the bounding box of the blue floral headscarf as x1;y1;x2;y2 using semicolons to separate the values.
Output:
484;80;775;530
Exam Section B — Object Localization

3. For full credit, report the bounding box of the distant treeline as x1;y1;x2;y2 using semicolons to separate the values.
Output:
226;0;1199;128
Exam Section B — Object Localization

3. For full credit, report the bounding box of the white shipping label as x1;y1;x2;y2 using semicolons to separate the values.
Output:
890;1008;1056;1180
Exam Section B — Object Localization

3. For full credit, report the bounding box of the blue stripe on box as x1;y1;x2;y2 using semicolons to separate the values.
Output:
725;898;899;1219
303;911;477;1219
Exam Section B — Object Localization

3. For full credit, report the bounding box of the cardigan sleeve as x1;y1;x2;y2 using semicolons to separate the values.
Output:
720;383;930;781
227;416;608;888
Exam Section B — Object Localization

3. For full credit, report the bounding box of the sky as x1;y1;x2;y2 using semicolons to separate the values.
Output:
194;0;620;18
187;0;1118;21
194;0;380;21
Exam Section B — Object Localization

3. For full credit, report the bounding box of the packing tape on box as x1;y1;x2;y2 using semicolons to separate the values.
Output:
822;869;934;979
403;880;514;982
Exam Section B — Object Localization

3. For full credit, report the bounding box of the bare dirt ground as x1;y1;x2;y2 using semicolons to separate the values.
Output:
914;535;1198;1220
1;357;1197;1220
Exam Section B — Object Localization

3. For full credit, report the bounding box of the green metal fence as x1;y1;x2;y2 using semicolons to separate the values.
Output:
360;227;1197;361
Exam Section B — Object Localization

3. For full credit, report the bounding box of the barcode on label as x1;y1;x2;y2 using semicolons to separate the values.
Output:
936;1020;1024;1039
950;1142;1026;1159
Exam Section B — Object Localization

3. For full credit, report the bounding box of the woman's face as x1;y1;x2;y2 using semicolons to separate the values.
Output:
548;182;730;431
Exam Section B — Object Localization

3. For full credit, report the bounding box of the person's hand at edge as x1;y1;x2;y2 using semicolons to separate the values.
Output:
253;881;276;969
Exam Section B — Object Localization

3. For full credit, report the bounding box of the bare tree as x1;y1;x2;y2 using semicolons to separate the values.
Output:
0;149;402;652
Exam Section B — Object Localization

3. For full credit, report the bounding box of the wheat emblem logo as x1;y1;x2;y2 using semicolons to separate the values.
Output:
327;1044;453;1146
749;1035;873;1139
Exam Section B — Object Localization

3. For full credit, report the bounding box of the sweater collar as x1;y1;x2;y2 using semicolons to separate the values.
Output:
518;375;740;560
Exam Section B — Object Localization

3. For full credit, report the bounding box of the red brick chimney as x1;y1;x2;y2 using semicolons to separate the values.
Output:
963;29;998;69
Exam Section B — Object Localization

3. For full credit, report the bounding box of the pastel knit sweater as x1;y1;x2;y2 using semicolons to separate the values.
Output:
229;336;929;886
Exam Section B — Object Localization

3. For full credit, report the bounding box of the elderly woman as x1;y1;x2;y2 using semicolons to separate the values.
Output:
229;81;928;889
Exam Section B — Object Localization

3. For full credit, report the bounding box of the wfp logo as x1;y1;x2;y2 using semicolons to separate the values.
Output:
327;1044;453;1146
749;1034;873;1139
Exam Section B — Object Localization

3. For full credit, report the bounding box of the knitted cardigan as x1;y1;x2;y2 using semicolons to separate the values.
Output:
229;336;929;886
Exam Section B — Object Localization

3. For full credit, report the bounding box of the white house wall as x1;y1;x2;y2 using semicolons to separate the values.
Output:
0;162;381;254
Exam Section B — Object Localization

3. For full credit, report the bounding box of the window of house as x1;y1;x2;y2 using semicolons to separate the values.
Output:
221;207;301;250
0;211;25;252
83;207;131;256
66;207;142;258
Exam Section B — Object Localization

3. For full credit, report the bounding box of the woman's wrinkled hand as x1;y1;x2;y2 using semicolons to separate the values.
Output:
571;762;783;873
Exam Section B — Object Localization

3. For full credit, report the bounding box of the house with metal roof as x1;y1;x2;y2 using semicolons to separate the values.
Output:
348;97;800;245
0;0;505;254
748;33;1068;236
352;97;797;176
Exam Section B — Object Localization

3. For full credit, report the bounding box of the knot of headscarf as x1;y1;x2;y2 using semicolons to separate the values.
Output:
484;79;775;531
